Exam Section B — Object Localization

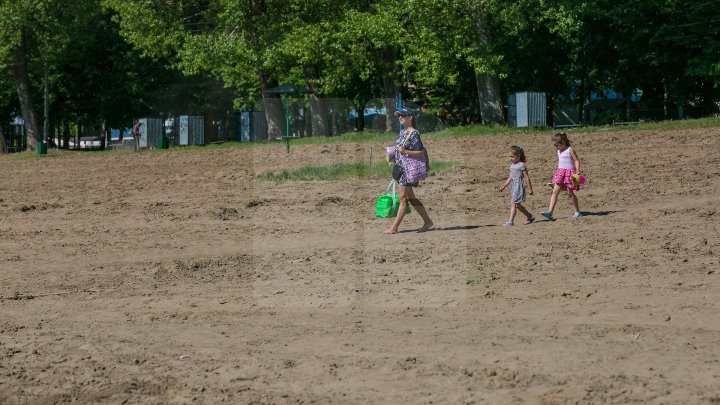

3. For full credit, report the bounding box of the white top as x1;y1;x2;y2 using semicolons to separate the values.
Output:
557;147;575;169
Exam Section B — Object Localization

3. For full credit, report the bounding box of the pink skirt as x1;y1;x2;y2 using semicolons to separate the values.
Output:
552;168;579;191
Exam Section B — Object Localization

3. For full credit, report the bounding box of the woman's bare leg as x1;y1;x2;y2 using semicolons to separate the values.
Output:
406;187;433;231
384;186;409;234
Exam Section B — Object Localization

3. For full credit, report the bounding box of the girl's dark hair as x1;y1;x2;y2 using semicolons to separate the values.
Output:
510;145;526;162
553;132;571;147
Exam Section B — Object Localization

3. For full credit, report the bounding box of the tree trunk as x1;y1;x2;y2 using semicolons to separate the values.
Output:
259;73;283;141
475;74;503;124
473;13;503;125
262;96;284;140
101;121;107;150
304;65;329;136
0;128;6;154
585;88;592;124
624;84;631;121
382;76;396;133
546;93;555;127
13;30;40;151
577;78;588;124
308;95;328;136
353;101;366;131
331;107;339;136
663;81;668;120
381;49;399;133
63;120;70;149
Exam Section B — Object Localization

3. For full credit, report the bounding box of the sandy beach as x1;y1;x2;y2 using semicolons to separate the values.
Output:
1;126;719;403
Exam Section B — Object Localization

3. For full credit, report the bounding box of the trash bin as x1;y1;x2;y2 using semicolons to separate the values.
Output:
158;136;169;149
37;141;47;155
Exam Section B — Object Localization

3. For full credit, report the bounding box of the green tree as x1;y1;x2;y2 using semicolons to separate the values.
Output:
100;0;720;135
103;0;292;139
0;0;48;150
0;69;18;153
646;0;720;118
547;0;718;122
0;0;129;149
274;1;401;132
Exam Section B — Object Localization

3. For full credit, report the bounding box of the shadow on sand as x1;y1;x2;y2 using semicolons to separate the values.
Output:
385;211;622;234
389;225;493;234
536;210;624;222
435;225;493;231
578;210;623;217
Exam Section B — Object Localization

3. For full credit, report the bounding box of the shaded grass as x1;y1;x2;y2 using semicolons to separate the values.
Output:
427;124;548;138
283;131;397;145
0;142;253;160
586;116;720;132
165;141;257;152
424;117;720;138
257;160;457;183
2;117;717;161
0;148;128;160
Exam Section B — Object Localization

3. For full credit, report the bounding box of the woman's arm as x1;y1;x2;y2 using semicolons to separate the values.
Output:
397;130;424;158
397;147;425;158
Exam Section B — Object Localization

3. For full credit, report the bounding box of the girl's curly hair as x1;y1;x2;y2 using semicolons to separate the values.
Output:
510;145;526;162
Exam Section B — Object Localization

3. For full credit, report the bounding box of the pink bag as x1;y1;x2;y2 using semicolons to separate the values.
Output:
399;154;427;183
395;129;429;184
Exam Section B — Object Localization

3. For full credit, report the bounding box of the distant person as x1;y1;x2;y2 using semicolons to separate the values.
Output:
499;146;534;226
383;107;433;235
541;132;583;220
132;121;142;152
164;117;175;145
215;120;224;141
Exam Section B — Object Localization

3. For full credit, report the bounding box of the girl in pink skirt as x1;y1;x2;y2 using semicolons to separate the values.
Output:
541;132;583;221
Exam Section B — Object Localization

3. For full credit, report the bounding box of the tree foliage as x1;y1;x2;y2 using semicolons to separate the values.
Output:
1;0;717;151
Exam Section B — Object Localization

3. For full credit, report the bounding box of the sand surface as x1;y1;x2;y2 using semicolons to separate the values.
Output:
1;127;719;404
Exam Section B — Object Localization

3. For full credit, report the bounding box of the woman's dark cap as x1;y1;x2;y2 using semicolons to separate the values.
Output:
393;107;415;117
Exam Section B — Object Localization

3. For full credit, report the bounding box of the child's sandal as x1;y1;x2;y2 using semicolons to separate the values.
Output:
541;211;556;221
